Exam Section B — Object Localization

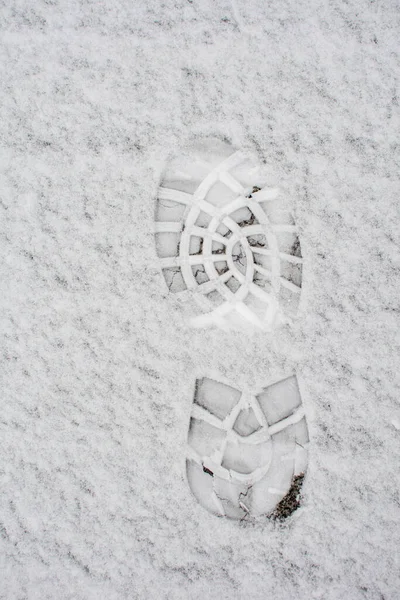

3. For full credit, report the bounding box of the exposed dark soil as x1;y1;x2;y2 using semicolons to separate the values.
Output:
269;473;305;521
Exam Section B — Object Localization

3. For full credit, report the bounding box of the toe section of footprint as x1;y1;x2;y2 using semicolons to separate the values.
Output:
186;376;309;520
155;137;303;331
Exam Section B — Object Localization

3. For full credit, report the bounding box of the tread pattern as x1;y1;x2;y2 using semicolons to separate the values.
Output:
186;376;309;520
155;140;303;330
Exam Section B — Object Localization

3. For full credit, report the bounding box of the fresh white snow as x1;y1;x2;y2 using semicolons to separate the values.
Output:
1;1;400;599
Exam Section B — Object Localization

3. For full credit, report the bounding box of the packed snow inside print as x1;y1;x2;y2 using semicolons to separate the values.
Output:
155;139;303;330
186;375;309;520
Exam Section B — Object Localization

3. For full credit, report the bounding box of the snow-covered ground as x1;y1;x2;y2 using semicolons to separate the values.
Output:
1;1;400;598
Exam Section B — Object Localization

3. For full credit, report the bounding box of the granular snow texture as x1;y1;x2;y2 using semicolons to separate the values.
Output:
1;1;400;599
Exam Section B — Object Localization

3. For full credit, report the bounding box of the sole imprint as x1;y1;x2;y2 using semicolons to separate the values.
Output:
155;137;303;330
186;375;309;520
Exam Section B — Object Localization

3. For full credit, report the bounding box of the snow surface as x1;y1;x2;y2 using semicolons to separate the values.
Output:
1;0;400;599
